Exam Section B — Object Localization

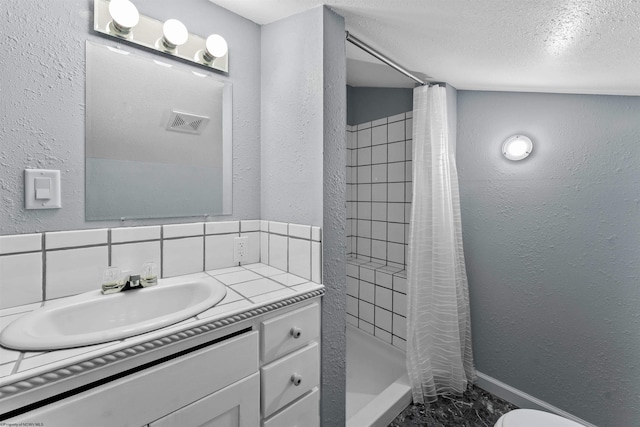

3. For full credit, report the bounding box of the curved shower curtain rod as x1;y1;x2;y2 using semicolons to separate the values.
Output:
345;31;430;87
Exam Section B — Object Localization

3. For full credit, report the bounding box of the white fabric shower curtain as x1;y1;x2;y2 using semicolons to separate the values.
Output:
406;85;476;404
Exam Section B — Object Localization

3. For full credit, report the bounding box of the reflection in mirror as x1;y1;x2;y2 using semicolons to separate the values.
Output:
85;41;232;220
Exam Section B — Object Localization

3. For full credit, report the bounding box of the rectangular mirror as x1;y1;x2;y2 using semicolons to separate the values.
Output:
85;41;232;220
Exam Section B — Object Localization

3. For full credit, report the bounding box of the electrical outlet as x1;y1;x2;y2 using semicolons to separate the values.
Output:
234;236;249;263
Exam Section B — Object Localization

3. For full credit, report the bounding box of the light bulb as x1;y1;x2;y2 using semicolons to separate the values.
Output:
108;0;139;36
199;34;228;64
161;19;189;51
502;135;533;161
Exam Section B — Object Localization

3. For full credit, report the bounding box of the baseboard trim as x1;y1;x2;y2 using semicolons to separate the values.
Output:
475;371;597;427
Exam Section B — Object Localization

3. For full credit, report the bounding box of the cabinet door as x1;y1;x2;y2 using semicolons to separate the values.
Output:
150;372;259;427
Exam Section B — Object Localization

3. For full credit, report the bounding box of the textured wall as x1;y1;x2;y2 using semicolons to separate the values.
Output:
321;8;347;427
457;91;640;427
260;9;324;226
347;86;413;125
0;0;261;234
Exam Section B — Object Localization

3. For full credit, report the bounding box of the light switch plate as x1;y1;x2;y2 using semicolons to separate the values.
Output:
25;169;61;209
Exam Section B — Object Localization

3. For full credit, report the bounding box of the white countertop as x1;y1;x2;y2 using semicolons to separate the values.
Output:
0;263;323;390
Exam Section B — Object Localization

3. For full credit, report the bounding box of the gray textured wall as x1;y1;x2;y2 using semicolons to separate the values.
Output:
347;86;413;125
260;9;324;226
457;91;640;427
322;8;347;427
0;0;261;234
261;7;347;425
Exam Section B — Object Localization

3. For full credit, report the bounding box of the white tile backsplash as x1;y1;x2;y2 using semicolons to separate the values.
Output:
375;307;392;331
111;226;161;243
162;237;203;277
46;246;108;299
269;234;288;271
0;233;41;255
288;238;310;280
111;241;161;275
163;223;203;239
0;220;321;311
205;234;236;271
230;278;286;298
205;221;239;235
46;229;108;249
0;253;42;308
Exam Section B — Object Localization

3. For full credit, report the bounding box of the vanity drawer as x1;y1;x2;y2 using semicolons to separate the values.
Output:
260;342;319;418
261;302;319;363
263;387;319;427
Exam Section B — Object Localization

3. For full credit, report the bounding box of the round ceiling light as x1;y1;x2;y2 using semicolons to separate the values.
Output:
502;135;533;161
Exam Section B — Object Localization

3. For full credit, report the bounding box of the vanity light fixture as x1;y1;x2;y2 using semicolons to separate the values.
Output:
94;0;229;73
502;134;533;161
107;0;139;38
199;34;228;65
159;19;189;52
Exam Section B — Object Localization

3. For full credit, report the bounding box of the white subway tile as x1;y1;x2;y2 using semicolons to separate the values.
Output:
389;113;406;123
260;232;269;264
288;238;310;280
46;247;108;299
393;291;407;317
375;327;392;344
111;226;160;243
240;232;260;265
311;227;322;242
375;307;392;331
393;313;407;339
388;141;406;163
388;120;405;142
388;223;405;244
375;271;393;289
260;220;269;231
359;320;374;335
346;276;359;297
371;164;387;183
162;237;203;277
111;241;161;275
388;203;405;223
387;242;405;265
0;253;42;308
46;229;107;249
388;162;405;182
163;223;203;239
205;234;236;271
371;240;386;261
405;118;413;140
371;203;387;221
357;121;372;131
388;183;405;203
240;220;260;232
0;234;41;255
372;117;387;127
268;234;287;271
371;125;387;146
359;281;374;303
346;295;359;317
371;144;387;163
359;301;374;324
250;288;296;304
205;221;239;235
357;147;372;166
393;275;407;293
271;273;307;287
357;128;372;147
357;166;372;184
311;241;321;283
269;221;288;235
215;270;262;286
346;263;359;278
376;286;393;311
288;224;311;239
360;266;375;283
371;183;387;202
346;314;358;327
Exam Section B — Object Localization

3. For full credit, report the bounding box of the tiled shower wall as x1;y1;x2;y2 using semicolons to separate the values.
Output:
346;111;413;268
346;110;413;351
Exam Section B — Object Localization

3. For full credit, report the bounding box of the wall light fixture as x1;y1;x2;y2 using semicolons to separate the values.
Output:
95;0;229;73
502;135;533;161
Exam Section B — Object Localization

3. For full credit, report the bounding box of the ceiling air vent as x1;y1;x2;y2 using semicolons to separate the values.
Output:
166;111;210;135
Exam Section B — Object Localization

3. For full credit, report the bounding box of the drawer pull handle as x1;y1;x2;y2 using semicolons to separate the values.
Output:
290;327;302;339
290;373;303;386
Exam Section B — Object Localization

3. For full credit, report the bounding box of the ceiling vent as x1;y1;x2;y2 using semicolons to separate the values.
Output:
166;111;210;135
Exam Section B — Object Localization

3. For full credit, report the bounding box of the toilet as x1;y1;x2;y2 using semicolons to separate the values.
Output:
495;409;585;427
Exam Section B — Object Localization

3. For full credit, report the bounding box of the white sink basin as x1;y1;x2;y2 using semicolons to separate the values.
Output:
0;279;227;351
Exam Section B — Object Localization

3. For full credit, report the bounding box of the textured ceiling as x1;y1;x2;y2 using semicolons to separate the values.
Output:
209;0;640;94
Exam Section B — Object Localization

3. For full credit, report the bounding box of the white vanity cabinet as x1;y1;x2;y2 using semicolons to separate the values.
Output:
260;302;321;427
2;299;322;427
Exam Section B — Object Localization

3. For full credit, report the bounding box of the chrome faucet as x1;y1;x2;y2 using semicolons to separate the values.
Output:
101;273;156;295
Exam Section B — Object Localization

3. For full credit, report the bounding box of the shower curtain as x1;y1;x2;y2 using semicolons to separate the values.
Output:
406;85;476;404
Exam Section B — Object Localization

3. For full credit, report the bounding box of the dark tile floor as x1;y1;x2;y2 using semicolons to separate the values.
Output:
389;384;518;427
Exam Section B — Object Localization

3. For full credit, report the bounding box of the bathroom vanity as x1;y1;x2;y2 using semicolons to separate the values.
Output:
0;269;323;427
